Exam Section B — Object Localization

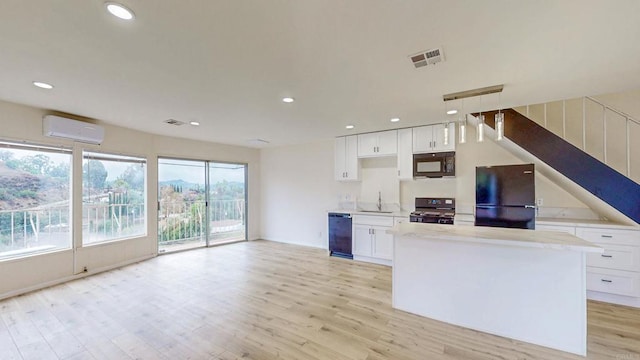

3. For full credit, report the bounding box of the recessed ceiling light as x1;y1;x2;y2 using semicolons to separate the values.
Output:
282;97;295;103
447;110;458;115
105;2;135;20
390;117;400;123
189;121;200;126
345;125;354;129
33;81;54;89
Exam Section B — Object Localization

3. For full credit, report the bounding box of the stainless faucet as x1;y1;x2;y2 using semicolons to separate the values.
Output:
377;191;382;211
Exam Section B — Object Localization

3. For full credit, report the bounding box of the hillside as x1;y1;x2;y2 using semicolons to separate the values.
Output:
0;163;68;210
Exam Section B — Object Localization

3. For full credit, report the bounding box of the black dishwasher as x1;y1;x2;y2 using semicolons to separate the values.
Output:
328;213;353;259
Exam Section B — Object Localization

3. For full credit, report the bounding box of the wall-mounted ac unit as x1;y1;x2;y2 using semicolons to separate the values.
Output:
43;115;105;144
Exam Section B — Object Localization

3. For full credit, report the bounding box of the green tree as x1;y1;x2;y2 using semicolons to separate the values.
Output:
48;162;70;180
83;160;108;191
18;154;52;175
0;151;14;162
115;164;144;191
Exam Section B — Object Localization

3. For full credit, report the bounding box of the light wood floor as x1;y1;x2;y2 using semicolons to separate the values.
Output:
1;240;639;360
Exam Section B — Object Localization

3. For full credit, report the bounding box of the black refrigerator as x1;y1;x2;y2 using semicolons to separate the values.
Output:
475;164;536;229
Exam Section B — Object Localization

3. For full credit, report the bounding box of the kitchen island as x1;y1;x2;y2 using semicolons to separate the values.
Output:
388;223;602;356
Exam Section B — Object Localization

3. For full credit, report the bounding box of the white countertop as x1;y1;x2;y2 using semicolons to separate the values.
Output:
455;213;639;230
388;223;603;253
536;217;639;230
328;209;411;217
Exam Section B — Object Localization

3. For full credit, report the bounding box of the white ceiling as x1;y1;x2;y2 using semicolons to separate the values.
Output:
1;0;639;148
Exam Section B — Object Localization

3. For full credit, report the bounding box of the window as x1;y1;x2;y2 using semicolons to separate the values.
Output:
83;151;146;245
0;142;72;260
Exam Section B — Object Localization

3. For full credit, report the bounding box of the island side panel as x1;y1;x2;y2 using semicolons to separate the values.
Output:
392;235;587;356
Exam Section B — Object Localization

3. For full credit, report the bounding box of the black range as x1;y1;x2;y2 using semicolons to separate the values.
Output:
410;197;455;224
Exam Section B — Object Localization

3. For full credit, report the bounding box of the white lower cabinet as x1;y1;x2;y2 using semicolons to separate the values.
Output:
535;223;640;307
372;229;394;260
352;215;394;266
586;268;640;297
576;226;640;306
353;225;374;256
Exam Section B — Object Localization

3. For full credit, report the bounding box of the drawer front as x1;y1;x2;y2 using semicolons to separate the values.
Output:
577;228;640;246
393;217;409;226
353;215;394;227
586;243;640;271
587;269;640;297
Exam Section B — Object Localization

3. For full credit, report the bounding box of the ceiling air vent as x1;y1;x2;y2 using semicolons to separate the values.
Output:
164;119;185;126
409;47;444;68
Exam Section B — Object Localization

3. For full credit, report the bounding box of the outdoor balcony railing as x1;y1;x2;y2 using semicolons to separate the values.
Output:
0;198;245;259
158;198;245;247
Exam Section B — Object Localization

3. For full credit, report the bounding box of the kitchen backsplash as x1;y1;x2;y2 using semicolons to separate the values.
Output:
359;157;400;207
536;206;601;220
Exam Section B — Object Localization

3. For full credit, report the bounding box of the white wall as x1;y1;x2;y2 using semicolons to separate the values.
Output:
260;140;358;248
0;99;260;298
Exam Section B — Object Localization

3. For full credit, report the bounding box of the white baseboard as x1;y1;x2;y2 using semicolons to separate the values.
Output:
0;253;156;301
588;290;640;308
353;255;392;267
260;237;326;250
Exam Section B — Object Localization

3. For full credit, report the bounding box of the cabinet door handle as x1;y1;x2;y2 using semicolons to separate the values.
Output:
601;235;613;238
601;254;613;258
601;279;613;283
398;170;400;176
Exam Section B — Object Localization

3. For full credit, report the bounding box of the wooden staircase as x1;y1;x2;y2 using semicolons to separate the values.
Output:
481;108;640;224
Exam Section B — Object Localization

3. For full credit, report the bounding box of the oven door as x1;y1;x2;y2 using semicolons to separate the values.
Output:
410;215;439;223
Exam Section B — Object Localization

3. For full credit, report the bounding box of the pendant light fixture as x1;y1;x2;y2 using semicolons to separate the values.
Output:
495;92;504;141
495;112;504;141
477;96;484;142
443;123;449;146
458;99;466;144
443;101;450;146
441;84;504;144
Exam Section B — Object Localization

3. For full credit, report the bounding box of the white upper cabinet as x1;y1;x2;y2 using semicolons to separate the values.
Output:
358;130;398;157
413;123;455;153
397;128;413;180
335;136;359;181
434;123;456;152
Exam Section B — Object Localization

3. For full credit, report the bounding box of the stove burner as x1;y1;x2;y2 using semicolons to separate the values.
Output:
410;197;455;225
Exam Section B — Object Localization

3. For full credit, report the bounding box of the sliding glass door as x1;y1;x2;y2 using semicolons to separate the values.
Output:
209;162;246;244
157;158;246;253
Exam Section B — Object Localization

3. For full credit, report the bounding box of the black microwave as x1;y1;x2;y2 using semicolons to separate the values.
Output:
413;151;455;178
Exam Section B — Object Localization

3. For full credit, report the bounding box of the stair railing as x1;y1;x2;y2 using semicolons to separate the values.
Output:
518;97;639;179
